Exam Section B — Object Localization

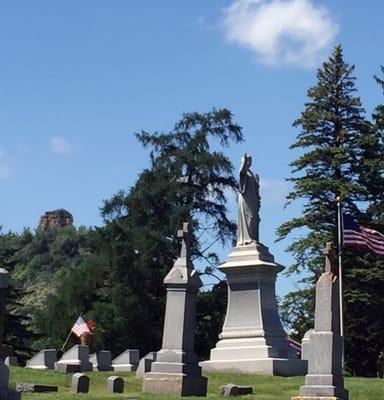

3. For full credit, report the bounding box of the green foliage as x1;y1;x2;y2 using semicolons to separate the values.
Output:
277;46;384;375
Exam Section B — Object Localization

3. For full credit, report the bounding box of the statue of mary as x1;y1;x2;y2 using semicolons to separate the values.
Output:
237;154;260;246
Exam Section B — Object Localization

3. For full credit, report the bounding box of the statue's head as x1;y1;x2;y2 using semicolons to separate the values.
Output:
244;153;252;167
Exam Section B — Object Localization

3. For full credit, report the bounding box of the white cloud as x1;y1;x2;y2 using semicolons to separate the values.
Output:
0;163;13;180
50;136;73;155
222;0;338;67
260;178;289;204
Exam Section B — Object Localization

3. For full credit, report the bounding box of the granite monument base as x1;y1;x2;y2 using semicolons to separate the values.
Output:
201;358;306;376
143;373;207;397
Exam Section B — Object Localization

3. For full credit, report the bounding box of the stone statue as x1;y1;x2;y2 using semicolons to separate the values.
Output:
237;153;260;246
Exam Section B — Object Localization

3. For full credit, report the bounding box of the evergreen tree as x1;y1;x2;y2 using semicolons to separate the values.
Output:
277;46;384;375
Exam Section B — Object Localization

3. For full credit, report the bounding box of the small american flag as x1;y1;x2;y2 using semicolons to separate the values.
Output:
287;337;302;355
71;316;91;338
343;215;384;256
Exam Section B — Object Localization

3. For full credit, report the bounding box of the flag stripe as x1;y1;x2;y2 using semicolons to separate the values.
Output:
71;316;90;338
343;215;384;257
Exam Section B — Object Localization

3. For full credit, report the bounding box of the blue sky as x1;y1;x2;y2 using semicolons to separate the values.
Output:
1;1;383;296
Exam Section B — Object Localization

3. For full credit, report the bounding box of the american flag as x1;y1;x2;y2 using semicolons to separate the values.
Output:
287;337;301;355
343;215;384;256
71;316;91;338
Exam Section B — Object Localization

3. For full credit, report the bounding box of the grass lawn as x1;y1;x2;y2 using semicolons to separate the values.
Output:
8;367;384;400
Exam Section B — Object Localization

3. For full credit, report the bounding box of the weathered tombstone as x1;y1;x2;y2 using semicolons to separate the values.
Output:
16;382;58;393
220;383;253;396
55;345;92;373
301;329;314;362
0;269;21;399
135;352;156;378
107;376;124;393
113;349;140;372
89;351;112;371
26;349;57;369
201;161;306;376
292;243;348;400
143;223;208;396
4;357;17;367
71;373;90;394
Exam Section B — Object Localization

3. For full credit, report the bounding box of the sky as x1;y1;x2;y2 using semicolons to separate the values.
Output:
1;0;383;297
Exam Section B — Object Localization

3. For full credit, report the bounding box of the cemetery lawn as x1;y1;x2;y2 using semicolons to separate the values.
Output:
9;367;384;399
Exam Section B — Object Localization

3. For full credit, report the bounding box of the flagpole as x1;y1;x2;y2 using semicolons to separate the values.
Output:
61;329;72;352
337;197;344;339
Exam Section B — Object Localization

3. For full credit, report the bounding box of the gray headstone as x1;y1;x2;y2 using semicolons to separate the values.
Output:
55;345;92;372
135;352;157;378
113;349;140;372
4;357;17;367
107;376;124;393
71;373;89;393
16;382;58;392
220;383;253;396
26;349;57;369
297;243;348;400
89;351;112;371
143;223;208;396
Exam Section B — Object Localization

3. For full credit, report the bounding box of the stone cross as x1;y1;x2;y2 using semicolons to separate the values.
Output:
323;241;335;274
177;222;192;259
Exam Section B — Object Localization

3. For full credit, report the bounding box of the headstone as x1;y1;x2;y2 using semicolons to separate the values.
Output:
89;351;112;371
16;382;58;392
107;376;124;393
220;384;253;396
113;349;140;372
71;373;90;394
0;269;21;400
301;329;314;361
55;345;92;372
4;357;17;367
26;349;57;369
200;162;306;376
135;352;156;378
292;243;348;400
143;223;208;396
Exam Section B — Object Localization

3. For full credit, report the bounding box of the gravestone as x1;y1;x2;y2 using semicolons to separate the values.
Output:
113;349;140;372
26;349;57;369
0;269;21;399
135;352;156;378
16;382;58;393
220;383;253;396
55;345;92;373
4;357;17;367
89;351;112;371
71;373;89;393
143;223;208;396
107;376;124;393
292;243;348;400
201;166;306;376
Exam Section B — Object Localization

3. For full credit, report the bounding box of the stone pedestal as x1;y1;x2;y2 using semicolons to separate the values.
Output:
90;351;112;371
55;345;92;372
143;223;208;396
293;243;348;400
26;349;57;369
0;269;21;399
200;243;306;376
113;349;139;372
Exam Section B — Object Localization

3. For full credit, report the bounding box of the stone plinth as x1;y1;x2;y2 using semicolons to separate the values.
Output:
200;243;306;376
113;349;139;372
26;349;57;370
143;223;208;396
55;345;92;372
294;243;348;400
136;352;157;377
90;351;112;371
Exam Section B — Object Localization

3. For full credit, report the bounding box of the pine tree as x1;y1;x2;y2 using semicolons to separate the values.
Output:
277;46;384;374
